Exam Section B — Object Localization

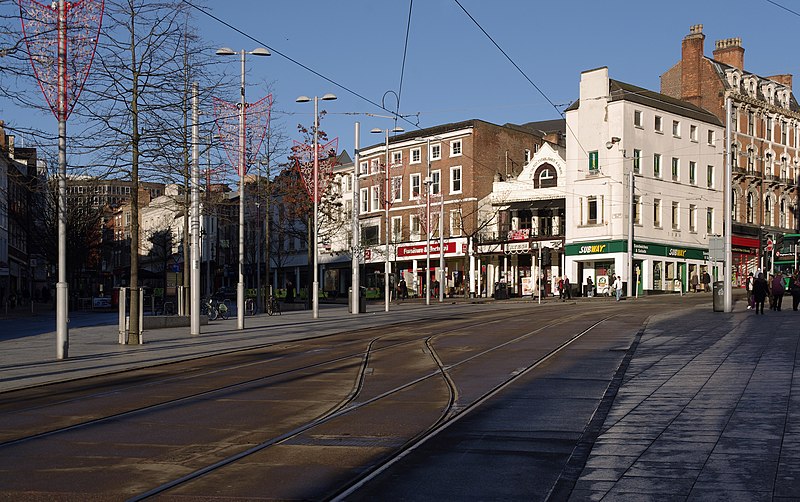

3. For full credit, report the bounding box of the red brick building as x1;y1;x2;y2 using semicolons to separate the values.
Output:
357;119;558;297
661;24;800;281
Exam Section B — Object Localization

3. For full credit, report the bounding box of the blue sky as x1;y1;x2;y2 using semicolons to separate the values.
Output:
4;0;799;163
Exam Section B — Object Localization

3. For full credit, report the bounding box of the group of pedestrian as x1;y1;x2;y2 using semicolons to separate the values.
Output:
557;276;571;301
690;270;712;293
746;269;800;314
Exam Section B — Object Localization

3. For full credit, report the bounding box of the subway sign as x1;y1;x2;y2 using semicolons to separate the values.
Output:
579;244;607;254
566;240;705;260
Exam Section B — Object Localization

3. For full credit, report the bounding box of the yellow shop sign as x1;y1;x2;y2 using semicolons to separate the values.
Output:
579;244;607;254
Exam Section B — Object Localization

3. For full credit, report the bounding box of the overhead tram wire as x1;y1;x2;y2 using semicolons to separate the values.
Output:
180;0;421;132
452;0;588;156
394;0;414;131
765;0;800;17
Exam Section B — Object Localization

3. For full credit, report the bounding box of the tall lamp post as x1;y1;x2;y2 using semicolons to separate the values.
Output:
216;46;270;329
371;126;404;312
296;93;337;319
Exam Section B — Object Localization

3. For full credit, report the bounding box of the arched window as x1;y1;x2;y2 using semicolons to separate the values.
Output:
731;189;738;222
765;196;773;226
780;198;787;228
747;192;755;224
534;163;557;188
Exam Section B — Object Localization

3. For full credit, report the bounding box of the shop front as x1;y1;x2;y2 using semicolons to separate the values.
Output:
368;238;468;299
565;239;712;295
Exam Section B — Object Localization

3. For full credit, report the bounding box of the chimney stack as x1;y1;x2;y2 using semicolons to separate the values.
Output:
681;24;705;106
768;74;793;89
713;37;744;70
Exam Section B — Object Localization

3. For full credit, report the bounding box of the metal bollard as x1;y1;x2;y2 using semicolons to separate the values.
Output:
118;287;127;344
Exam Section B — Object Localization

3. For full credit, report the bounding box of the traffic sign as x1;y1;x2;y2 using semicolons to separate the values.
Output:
766;239;773;252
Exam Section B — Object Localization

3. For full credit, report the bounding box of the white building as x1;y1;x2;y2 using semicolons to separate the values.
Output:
564;67;725;295
479;140;567;297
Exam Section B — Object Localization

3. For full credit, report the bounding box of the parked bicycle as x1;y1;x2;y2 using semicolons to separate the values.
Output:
201;297;229;320
266;295;281;316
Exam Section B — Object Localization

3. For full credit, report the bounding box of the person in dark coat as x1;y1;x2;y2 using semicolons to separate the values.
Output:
752;273;770;315
771;272;785;311
789;273;800;311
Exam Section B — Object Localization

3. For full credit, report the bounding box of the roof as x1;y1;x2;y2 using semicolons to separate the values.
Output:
360;118;546;152
707;57;800;113
566;79;723;126
503;119;566;136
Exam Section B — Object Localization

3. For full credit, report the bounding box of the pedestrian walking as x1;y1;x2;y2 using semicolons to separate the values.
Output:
789;273;800;311
613;275;623;301
701;270;711;292
746;272;755;310
563;277;571;300
586;276;594;297
398;278;408;300
558;277;565;300
772;271;785;311
753;272;769;314
690;273;699;293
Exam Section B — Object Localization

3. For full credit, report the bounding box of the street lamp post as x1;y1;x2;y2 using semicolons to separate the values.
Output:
216;46;270;329
296;93;337;319
371;126;404;312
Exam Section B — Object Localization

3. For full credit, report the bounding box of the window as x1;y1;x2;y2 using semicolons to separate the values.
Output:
708;130;716;146
362;225;379;246
634;110;643;127
370;158;380;173
450;166;462;194
689;161;697;185
344;174;352;192
766;116;773;141
689;204;697;232
732;189;738;222
706;208;714;234
747;148;755;172
431;170;441;195
633;149;641;173
589;151;599;173
359;161;368;175
766;153;774;175
780;198;787;227
746;192;754;223
655;115;663;133
782;121;788;144
765;197;773;226
672;201;680;230
371;186;380;212
633;195;641;224
690;124;698;142
654;153;661;178
391;176;402;202
671;157;679;181
673;120;681;138
450;139;462;157
410;173;421;199
391;216;402;242
748;111;755;135
450;210;462;237
410;214;420;239
587;196;598;224
731;107;738;132
654;198;662;227
430;143;441;160
524;149;531;163
391;151;402;167
410;148;421;164
360;188;369;213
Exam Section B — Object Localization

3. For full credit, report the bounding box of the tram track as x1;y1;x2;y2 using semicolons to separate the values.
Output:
0;303;622;500
130;308;616;500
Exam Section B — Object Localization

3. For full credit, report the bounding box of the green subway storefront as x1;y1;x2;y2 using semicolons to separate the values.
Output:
564;239;713;295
